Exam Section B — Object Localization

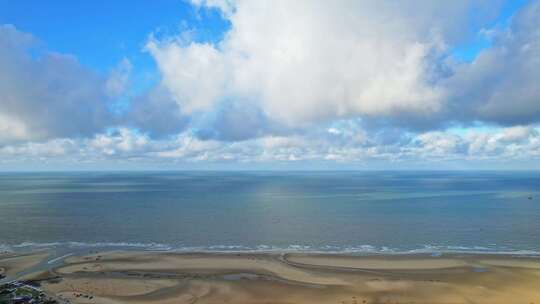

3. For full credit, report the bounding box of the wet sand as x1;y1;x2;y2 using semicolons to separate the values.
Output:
10;251;540;304
0;251;49;278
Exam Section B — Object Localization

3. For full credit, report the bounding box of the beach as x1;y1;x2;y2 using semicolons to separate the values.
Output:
0;250;49;278
3;250;540;304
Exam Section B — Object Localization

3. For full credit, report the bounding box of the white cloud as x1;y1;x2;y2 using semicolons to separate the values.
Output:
146;40;227;114
2;124;539;168
90;128;149;156
0;24;116;143
445;1;540;125
496;126;537;143
146;0;540;135
0;113;30;142
155;134;222;159
2;1;540;168
190;0;235;16
147;0;513;130
0;138;77;158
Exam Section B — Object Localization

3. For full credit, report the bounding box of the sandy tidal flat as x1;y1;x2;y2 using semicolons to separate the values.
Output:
10;251;540;304
0;251;49;278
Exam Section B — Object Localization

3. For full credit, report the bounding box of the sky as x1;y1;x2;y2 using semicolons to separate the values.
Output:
0;0;539;170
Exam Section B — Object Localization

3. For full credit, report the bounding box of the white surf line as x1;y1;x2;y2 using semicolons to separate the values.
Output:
47;253;74;264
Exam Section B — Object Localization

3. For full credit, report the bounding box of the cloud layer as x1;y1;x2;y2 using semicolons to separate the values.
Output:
1;124;539;169
445;1;540;125
148;1;540;131
150;0;519;128
0;25;114;143
0;1;539;168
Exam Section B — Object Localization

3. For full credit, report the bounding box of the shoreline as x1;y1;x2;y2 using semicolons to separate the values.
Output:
4;242;540;257
3;250;540;303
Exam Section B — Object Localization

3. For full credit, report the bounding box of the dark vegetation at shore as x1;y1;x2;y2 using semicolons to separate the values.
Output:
0;281;57;304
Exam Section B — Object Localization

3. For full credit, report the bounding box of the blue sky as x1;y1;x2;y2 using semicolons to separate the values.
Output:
1;1;522;72
0;0;228;70
0;0;539;170
451;0;529;62
0;0;229;96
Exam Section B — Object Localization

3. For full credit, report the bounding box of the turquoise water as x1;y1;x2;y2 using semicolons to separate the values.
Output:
0;171;539;254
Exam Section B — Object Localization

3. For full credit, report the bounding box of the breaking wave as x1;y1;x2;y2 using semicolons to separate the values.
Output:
2;242;540;256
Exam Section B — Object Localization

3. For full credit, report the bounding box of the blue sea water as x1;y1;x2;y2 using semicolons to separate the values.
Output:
0;171;539;255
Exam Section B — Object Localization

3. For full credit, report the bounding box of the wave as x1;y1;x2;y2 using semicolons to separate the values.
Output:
2;242;540;256
8;241;172;251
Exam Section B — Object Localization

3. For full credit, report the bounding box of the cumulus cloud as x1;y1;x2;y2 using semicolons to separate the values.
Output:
146;0;513;130
126;86;189;138
146;0;540;136
191;0;235;16
191;100;288;141
0;25;114;143
146;39;228;114
445;1;540;126
2;124;539;168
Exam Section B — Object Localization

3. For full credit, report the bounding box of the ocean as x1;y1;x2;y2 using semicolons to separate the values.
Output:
0;171;539;255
